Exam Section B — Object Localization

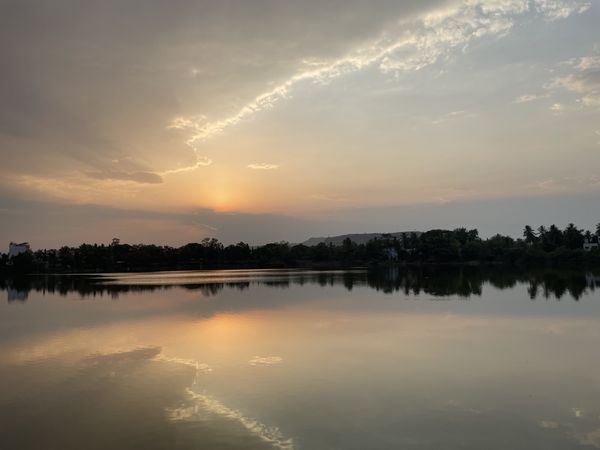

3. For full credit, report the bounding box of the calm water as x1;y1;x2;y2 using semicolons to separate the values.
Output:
2;268;600;450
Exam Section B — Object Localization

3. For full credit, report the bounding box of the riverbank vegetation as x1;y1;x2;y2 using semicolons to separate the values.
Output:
2;223;599;273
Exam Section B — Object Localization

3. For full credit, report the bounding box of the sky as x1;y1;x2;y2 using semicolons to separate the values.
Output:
1;0;599;248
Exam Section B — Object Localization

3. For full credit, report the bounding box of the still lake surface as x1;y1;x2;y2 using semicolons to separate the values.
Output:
1;268;600;449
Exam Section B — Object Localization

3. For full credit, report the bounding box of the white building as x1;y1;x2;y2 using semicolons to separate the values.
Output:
383;247;399;261
586;273;600;289
583;237;599;252
8;242;31;258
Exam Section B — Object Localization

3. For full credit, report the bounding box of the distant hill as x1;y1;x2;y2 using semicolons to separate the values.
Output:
302;232;421;247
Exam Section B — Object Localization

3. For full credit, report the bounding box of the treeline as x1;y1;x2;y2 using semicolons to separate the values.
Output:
1;223;600;274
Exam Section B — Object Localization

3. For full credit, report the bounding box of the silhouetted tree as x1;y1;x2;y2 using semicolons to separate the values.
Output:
523;225;538;244
563;223;584;250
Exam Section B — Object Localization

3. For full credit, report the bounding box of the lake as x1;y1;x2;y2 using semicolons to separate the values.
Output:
1;267;600;449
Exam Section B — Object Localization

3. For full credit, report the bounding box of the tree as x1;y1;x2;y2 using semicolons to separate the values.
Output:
11;250;35;273
523;225;537;244
546;225;563;249
341;237;355;261
224;242;251;261
467;229;479;242
563;223;584;249
537;226;547;239
58;246;74;269
453;228;470;245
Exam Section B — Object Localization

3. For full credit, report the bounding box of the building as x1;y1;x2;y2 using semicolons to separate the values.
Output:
8;242;31;258
383;247;399;261
7;288;28;302
583;236;599;252
586;273;600;289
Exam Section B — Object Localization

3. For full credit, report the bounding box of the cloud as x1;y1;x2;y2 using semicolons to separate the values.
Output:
579;429;600;448
581;95;600;107
169;0;591;172
249;356;283;366
547;54;600;109
247;163;279;170
534;0;591;20
8;173;143;204
0;0;593;184
9;0;424;180
577;55;600;70
553;70;600;93
85;170;163;184
515;94;539;103
550;102;564;112
159;156;213;176
528;175;600;192
538;420;560;429
155;354;213;374
0;0;597;236
431;110;474;124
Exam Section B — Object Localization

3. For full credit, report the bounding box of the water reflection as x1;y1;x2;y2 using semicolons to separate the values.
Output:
2;267;600;302
2;268;600;450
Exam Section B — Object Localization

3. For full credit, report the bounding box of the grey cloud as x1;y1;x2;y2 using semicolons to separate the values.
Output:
1;0;589;179
0;0;445;178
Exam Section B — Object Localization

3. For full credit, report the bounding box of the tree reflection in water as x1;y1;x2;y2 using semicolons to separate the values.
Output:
1;267;599;303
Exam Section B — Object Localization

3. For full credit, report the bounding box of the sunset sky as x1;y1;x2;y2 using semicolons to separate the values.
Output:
1;0;599;247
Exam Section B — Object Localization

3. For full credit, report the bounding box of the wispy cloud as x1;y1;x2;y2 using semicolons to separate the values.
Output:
515;94;540;103
166;0;589;174
13;173;142;204
577;55;600;70
547;53;600;108
534;0;591;20
538;420;560;429
159;156;213;176
529;175;600;193
248;163;279;170
581;95;600;107
249;356;283;366
431;110;474;125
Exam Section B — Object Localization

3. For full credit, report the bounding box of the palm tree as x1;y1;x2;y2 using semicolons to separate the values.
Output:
547;224;563;249
523;225;537;244
537;225;548;250
564;223;583;249
537;226;547;242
